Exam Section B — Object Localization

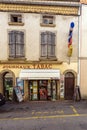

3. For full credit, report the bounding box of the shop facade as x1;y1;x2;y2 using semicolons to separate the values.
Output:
0;0;80;101
0;63;77;101
19;69;60;101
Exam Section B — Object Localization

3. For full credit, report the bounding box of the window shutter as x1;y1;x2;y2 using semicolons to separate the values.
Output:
41;32;47;56
51;32;55;45
16;31;24;57
9;31;24;58
9;31;15;44
47;32;55;56
41;31;55;58
9;31;15;57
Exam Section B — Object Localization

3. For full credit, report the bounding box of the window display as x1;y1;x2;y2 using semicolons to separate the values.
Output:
29;81;38;100
51;80;57;100
5;78;13;101
29;80;57;101
60;75;64;99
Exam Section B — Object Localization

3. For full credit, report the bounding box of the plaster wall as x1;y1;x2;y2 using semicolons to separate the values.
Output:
0;12;78;62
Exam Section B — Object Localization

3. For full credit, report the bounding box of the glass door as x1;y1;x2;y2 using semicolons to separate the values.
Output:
39;80;48;100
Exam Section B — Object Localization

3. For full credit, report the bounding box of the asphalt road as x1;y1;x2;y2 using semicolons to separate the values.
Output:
0;100;87;130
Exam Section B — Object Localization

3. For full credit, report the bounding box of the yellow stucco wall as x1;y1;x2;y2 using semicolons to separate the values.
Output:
0;62;77;77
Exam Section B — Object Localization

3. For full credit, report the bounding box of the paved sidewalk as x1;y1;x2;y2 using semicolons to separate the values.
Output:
0;100;87;113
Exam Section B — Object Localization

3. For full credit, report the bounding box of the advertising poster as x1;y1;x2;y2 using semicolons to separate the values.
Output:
32;81;38;100
14;86;23;102
16;78;24;96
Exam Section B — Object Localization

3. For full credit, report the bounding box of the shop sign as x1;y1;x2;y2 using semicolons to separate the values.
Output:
3;64;52;69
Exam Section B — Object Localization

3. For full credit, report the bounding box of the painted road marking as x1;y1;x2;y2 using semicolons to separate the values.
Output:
31;106;78;116
1;114;87;121
0;105;80;121
32;111;35;115
70;105;79;115
55;110;64;114
43;112;49;114
32;110;64;115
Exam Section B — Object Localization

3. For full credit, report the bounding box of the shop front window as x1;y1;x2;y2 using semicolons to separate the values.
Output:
28;80;57;101
51;80;57;100
47;80;51;100
29;81;38;100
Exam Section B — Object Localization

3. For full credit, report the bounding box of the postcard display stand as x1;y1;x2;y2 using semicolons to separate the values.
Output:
60;75;64;99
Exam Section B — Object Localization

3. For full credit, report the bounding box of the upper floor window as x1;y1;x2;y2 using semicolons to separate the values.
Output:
9;31;24;58
11;14;22;23
8;14;24;26
40;15;55;27
41;31;56;59
43;16;54;24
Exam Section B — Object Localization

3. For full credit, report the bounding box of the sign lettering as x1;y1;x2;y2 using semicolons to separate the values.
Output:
3;64;52;69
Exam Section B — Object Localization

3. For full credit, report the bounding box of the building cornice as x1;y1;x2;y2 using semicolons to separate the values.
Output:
0;0;80;7
0;3;80;15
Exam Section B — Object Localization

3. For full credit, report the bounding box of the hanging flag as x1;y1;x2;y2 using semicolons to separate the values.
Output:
67;22;75;57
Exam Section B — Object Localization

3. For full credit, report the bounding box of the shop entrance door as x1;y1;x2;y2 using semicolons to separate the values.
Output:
39;80;47;100
65;72;75;100
3;72;13;101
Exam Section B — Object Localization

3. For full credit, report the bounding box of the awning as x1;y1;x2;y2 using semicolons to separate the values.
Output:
19;69;60;80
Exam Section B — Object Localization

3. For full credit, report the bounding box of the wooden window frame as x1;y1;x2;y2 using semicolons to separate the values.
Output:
40;31;56;60
40;15;56;27
9;30;25;59
8;14;24;26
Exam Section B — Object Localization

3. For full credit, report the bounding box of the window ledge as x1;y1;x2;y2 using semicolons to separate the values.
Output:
8;57;26;61
39;57;57;61
40;23;56;27
8;22;24;26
